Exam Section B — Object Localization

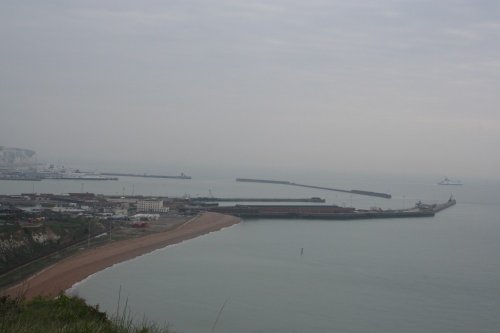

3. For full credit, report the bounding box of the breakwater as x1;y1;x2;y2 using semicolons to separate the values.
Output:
236;178;291;185
45;175;118;180
102;172;191;179
236;178;392;199
209;198;455;220
0;172;117;181
191;197;325;203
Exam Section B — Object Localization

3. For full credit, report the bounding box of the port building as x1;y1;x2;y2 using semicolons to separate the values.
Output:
137;199;169;213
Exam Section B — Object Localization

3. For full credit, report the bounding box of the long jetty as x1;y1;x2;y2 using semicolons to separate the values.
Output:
191;197;326;203
102;172;191;179
209;198;456;220
236;178;392;199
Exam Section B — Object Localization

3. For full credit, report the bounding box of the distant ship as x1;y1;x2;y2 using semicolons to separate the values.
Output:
438;178;462;186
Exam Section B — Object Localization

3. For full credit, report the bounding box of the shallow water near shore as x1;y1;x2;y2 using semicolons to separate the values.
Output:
65;175;500;333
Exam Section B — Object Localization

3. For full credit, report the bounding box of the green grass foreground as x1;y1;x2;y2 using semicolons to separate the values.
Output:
0;294;172;333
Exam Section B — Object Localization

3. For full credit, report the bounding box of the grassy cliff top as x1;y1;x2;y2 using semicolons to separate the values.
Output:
0;294;172;333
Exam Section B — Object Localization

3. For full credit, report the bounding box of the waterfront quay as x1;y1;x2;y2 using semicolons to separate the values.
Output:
208;197;456;220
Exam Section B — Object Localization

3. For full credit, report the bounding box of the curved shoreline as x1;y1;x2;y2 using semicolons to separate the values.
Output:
5;212;240;299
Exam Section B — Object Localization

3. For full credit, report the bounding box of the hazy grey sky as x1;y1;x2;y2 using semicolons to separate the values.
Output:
1;0;500;177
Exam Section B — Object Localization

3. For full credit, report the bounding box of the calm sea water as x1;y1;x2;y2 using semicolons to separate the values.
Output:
3;173;500;332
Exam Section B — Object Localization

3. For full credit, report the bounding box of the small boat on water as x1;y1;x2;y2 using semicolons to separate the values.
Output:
438;178;462;185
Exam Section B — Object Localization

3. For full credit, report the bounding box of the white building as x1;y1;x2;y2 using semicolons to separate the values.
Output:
136;199;169;213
